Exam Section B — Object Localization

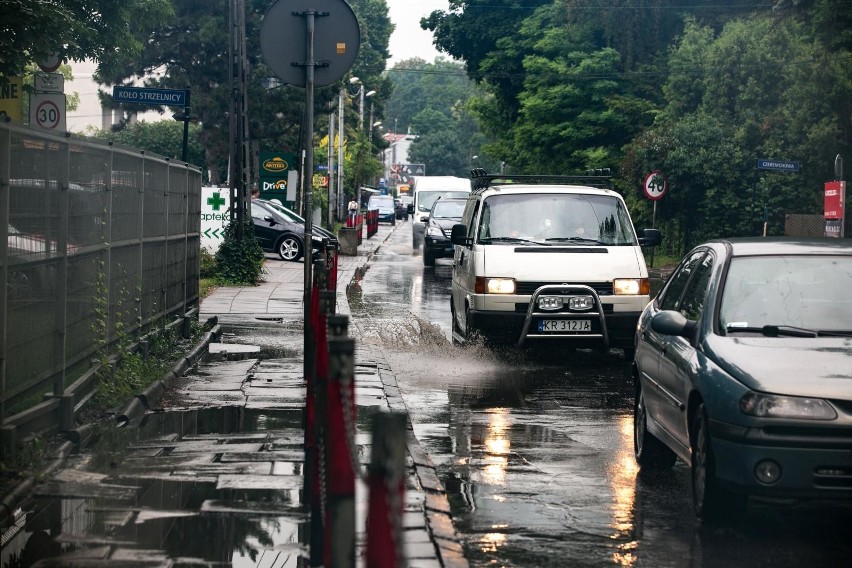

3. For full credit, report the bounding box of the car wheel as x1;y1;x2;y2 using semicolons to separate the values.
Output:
634;383;677;470
691;403;746;524
423;249;435;266
277;235;303;262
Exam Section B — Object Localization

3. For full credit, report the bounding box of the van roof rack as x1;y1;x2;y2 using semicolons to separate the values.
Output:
469;168;613;191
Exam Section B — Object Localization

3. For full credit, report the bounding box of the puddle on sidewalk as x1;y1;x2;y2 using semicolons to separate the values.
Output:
2;405;308;568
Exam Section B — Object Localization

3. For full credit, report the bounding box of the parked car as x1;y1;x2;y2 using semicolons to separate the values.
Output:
251;200;335;261
367;194;396;225
423;197;466;267
394;198;408;220
633;238;852;523
258;199;338;245
449;171;660;352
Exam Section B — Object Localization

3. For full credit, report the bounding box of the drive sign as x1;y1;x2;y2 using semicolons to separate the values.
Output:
643;171;667;200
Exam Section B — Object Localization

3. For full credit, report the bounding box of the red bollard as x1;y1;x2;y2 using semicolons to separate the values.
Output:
366;411;407;568
307;260;328;566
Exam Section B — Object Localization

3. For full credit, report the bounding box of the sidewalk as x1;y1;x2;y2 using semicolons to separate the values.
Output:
197;221;467;567
0;222;466;568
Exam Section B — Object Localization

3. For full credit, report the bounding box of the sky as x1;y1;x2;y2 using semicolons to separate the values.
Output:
386;0;447;64
65;0;449;132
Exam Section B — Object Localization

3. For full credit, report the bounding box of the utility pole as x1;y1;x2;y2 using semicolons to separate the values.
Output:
328;109;335;228
228;0;249;240
338;89;345;221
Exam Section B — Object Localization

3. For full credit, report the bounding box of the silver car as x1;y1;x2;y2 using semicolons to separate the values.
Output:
633;238;852;523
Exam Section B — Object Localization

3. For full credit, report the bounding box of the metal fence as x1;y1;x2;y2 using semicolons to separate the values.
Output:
0;123;201;455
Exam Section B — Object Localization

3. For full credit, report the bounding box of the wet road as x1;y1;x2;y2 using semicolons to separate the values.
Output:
351;221;852;568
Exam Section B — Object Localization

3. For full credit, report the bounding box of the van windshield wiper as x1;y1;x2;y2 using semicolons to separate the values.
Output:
544;237;606;245
480;236;543;245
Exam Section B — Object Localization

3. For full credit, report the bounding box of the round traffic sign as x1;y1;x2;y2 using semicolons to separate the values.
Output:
643;170;667;201
260;0;361;87
37;53;62;73
35;99;61;129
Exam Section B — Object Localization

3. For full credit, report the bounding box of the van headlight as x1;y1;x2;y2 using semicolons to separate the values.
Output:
475;277;516;294
739;392;837;420
614;278;650;295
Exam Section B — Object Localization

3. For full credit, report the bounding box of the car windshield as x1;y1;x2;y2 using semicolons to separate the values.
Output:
431;200;465;219
720;255;852;333
477;193;637;245
370;197;394;208
418;190;469;212
261;200;303;223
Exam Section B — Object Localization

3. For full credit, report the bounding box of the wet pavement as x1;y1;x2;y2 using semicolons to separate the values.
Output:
352;223;852;568
1;222;465;568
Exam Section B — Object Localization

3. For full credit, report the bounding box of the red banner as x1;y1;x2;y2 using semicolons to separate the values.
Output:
824;180;845;219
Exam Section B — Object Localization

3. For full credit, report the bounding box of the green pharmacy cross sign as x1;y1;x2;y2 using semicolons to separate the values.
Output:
207;191;226;211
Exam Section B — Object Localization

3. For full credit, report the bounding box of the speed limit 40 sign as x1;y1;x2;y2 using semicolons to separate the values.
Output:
643;170;667;201
29;93;66;132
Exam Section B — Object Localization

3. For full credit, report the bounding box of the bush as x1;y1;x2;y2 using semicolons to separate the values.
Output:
199;248;217;278
215;217;265;285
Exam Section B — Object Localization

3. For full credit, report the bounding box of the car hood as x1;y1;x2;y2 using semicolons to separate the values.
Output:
704;335;852;397
481;243;646;281
431;218;461;230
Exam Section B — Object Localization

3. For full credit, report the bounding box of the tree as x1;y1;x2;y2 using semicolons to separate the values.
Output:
0;0;172;78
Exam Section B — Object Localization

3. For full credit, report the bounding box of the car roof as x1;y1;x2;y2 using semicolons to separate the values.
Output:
474;184;621;199
706;237;852;257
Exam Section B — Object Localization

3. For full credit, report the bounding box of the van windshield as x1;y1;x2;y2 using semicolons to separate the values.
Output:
418;190;469;212
369;196;394;208
477;193;637;245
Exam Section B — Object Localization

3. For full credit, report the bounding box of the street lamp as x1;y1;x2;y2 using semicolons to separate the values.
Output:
348;76;375;132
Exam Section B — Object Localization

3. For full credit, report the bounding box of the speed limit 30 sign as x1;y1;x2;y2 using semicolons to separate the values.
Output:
643;170;668;200
29;93;66;132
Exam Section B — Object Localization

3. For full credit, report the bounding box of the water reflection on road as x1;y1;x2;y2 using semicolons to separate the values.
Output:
355;222;852;568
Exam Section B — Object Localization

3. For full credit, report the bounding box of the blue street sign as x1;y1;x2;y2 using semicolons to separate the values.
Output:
756;159;800;172
112;86;187;107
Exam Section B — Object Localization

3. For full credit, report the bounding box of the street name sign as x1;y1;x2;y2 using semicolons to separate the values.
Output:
112;86;187;107
756;159;800;172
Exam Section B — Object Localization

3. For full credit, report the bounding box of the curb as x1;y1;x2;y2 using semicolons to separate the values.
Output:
0;318;223;529
346;224;469;568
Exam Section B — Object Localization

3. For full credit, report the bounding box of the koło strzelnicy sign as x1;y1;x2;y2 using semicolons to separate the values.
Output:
113;86;187;107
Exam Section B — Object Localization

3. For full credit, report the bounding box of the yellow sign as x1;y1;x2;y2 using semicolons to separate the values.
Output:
398;184;410;194
263;156;288;172
0;77;24;123
313;174;328;188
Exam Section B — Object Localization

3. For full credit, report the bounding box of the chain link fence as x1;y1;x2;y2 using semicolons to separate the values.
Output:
0;123;201;452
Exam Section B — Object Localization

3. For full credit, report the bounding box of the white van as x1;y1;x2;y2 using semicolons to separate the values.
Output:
411;176;471;249
449;173;660;358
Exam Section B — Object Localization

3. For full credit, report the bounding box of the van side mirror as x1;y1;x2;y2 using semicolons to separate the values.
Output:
450;224;471;246
639;228;661;247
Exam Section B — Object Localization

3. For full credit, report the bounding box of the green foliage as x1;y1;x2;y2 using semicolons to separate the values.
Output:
199;248;217;279
0;0;173;77
385;58;491;175
88;120;206;170
214;217;265;285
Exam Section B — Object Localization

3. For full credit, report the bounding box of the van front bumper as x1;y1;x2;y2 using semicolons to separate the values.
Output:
468;308;640;349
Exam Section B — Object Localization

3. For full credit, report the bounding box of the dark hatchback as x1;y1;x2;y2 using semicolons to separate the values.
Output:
423;198;466;267
251;199;336;261
633;238;852;523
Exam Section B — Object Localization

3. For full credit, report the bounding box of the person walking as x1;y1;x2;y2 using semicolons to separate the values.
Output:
347;195;359;226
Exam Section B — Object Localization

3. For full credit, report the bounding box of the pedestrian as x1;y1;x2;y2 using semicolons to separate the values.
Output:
347;195;359;225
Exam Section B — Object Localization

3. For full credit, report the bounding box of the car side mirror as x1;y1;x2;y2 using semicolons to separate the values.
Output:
420;215;429;223
639;228;661;247
263;215;277;224
651;310;698;343
450;223;471;246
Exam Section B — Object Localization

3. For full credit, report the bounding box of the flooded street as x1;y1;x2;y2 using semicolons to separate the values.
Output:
353;221;852;568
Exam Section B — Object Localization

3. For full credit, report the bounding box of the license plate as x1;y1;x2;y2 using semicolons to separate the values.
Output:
538;319;591;332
